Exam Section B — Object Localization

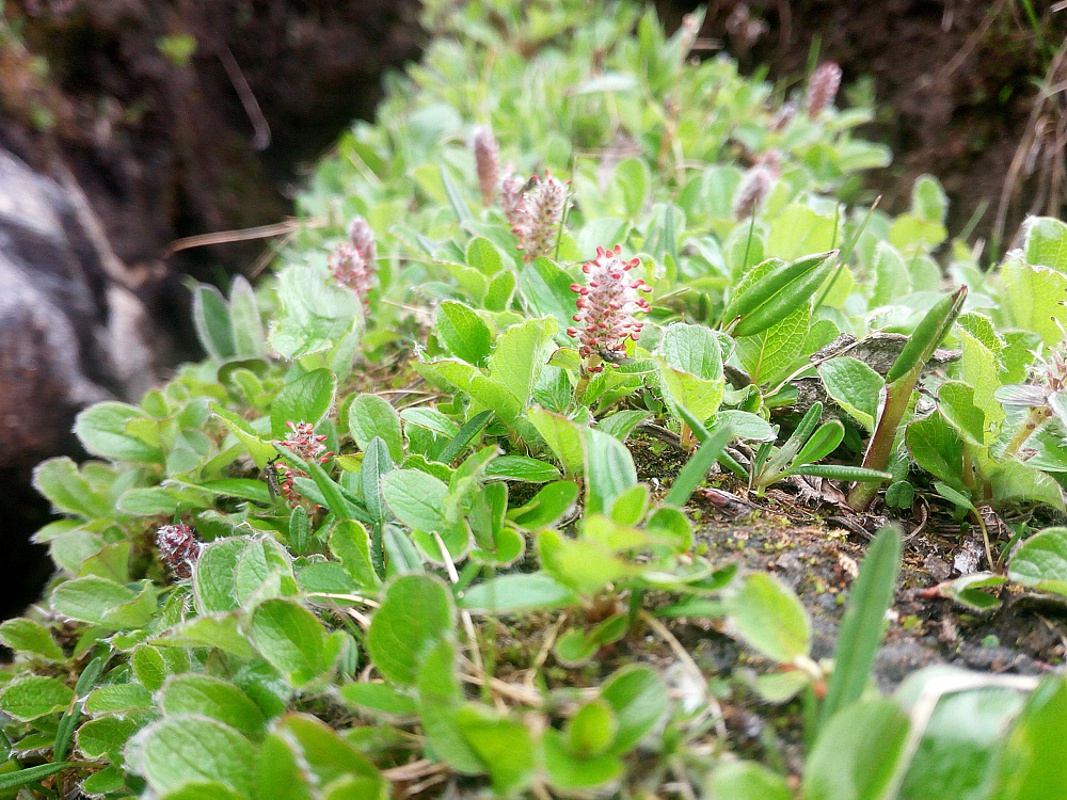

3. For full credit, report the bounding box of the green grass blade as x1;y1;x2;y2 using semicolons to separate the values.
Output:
0;762;74;792
664;425;733;507
440;164;473;224
439;409;493;464
818;527;902;732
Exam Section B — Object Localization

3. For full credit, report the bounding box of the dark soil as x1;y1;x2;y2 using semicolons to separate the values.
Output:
1;0;422;358
663;0;1067;256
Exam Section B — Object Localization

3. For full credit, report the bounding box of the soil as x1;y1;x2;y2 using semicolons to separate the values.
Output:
662;0;1067;256
1;0;423;358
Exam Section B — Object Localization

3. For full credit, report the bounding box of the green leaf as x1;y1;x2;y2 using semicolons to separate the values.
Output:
912;174;948;224
543;728;623;791
938;381;987;447
707;761;792;800
436;301;492;367
347;394;403;462
486;317;558;408
84;683;153;713
724;251;836;337
871;242;911;307
726;573;811;663
329;520;379;588
382;469;449;532
51;576;159;630
32;457;111;518
792;420;845;467
508;480;580;528
805;699;910;800
400;407;460;439
657;322;723;378
459;572;579;613
736;304;811;386
897;680;1024;800
440;163;473;223
906;413;966;492
417;359;522;425
74;402;164;463
527;406;586;477
1009;526;1067;596
417;638;483;773
366;575;454;686
455;705;537;795
270;368;337;438
600;665;668;753
657;361;725;423
1023;216;1067;273
484;455;560;482
271;713;384;792
934;572;1007;611
819;357;884;432
132;644;171;692
255;731;314;800
0;618;64;661
989;676;1067;799
520;257;580;330
229;275;267;359
583;428;637;516
156;782;248;800
77;716;144;762
192;283;235;360
0;675;75;721
986;458;1065;511
820;528;902;728
160;674;267;740
233;537;297;606
959;328;1005;437
339;682;418;717
250;598;342;688
999;258;1067;346
268;263;361;359
157;614;255;658
566;699;617;757
193;538;250;615
131;715;256;797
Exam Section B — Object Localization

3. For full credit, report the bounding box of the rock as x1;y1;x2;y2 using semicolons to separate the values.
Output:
0;146;165;617
0;0;422;615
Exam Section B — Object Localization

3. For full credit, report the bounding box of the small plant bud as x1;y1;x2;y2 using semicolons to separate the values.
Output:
328;242;376;305
770;101;797;132
567;245;651;372
732;150;780;219
281;420;332;465
511;171;568;262
725;5;767;54
806;61;842;119
347;215;377;264
156;523;200;579
676;12;701;59
471;126;500;206
500;170;526;224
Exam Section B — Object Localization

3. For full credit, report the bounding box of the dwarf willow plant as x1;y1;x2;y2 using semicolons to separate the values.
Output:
3;0;1067;798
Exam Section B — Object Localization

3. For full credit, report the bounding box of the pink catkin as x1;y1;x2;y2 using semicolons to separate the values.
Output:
274;421;333;504
508;171;568;262
732;150;780;219
347;216;377;264
330;216;378;306
156;523;200;579
806;62;842;119
566;245;651;371
471;126;500;206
